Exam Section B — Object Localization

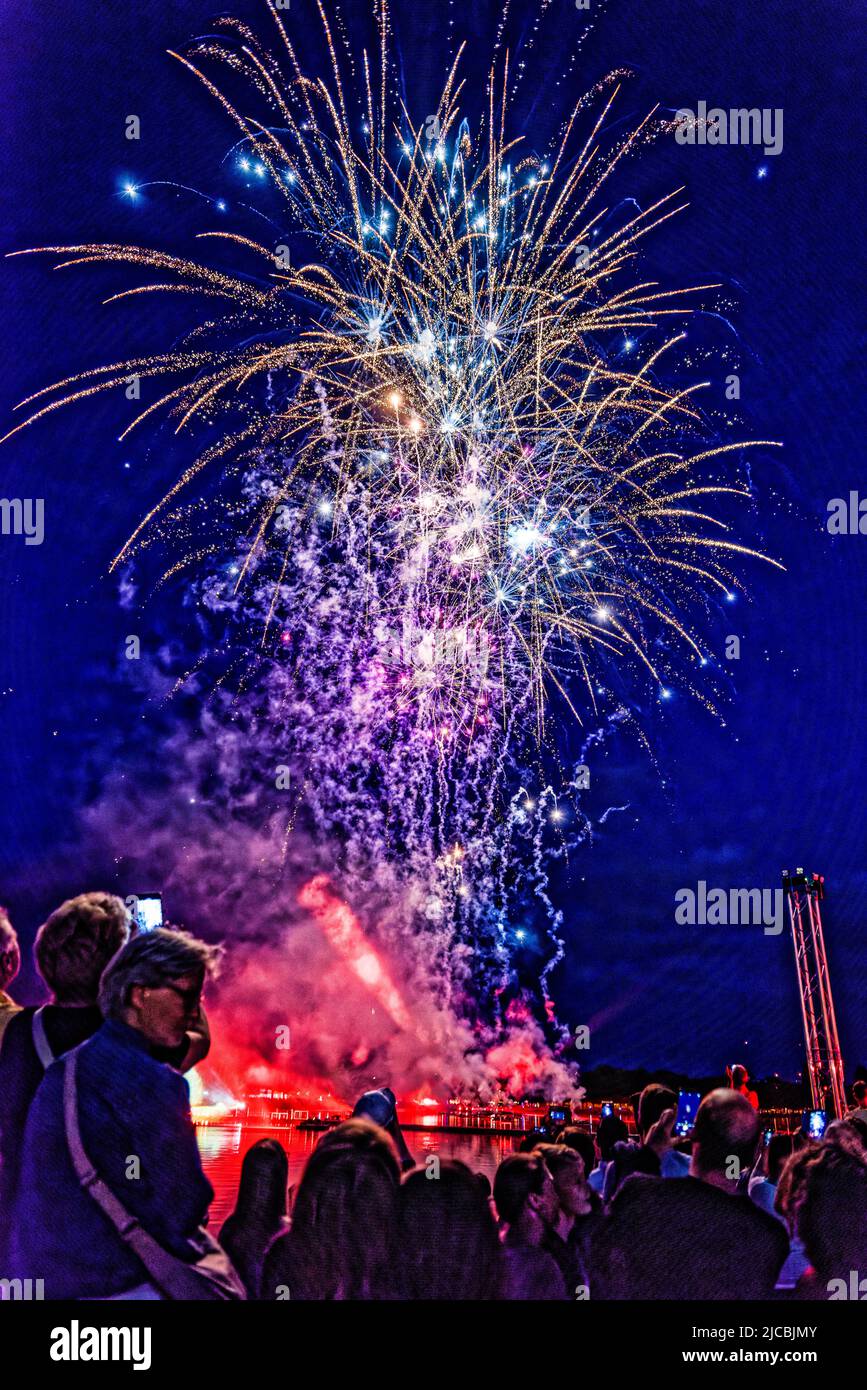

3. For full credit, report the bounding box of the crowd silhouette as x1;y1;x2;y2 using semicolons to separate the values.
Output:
1;895;865;1300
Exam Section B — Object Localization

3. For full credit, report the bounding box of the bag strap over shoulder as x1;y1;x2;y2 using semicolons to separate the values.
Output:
63;1049;163;1251
32;1006;55;1070
61;1049;245;1301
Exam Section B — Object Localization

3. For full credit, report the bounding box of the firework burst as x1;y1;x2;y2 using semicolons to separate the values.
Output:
4;0;781;744
3;2;785;1095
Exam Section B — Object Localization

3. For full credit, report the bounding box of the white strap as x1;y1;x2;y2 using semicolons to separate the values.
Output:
32;1006;55;1069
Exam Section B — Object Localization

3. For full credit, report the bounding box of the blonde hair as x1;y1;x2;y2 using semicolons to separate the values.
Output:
34;892;130;1003
0;906;20;992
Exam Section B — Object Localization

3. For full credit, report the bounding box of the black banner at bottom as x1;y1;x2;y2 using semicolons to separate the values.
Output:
1;1297;860;1376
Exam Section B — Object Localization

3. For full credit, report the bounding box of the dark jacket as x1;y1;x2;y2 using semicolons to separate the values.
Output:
0;1004;103;1245
592;1173;789;1300
10;1018;213;1298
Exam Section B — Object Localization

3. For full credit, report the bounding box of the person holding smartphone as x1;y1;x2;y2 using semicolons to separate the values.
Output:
602;1083;681;1199
351;1087;415;1170
593;1089;789;1300
747;1132;794;1221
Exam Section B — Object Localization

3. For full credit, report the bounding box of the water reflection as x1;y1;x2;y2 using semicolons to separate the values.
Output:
199;1123;522;1226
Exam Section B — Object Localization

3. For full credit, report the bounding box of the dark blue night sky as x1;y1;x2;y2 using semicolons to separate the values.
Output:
0;0;864;1082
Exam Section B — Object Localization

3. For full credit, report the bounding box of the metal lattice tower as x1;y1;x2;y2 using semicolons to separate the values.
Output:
782;869;846;1117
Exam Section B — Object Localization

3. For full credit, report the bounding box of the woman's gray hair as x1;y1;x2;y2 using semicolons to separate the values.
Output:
98;926;223;1020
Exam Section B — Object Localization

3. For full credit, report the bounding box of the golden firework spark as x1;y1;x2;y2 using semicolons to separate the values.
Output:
3;0;783;735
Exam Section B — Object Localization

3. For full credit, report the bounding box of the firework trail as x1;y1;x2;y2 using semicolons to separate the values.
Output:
5;0;782;1098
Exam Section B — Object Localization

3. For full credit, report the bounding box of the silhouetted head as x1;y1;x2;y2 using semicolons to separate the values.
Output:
36;892;130;1005
280;1118;401;1299
0;906;20;994
518;1130;543;1153
234;1138;289;1229
728;1063;750;1091
596;1113;629;1160
691;1088;759;1182
494;1152;559;1232
555;1126;596;1178
848;1116;867;1151
638;1084;678;1140
534;1142;591;1219
776;1129;867;1282
100;926;221;1049
399;1159;501;1298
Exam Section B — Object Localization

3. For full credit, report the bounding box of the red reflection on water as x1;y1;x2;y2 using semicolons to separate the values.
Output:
198;1123;523;1227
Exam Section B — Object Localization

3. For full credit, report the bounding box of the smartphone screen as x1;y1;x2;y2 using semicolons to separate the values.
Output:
802;1109;827;1140
130;893;163;932
601;1103;614;1118
674;1091;700;1136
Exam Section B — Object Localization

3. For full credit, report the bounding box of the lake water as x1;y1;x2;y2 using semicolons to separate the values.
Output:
197;1123;522;1226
